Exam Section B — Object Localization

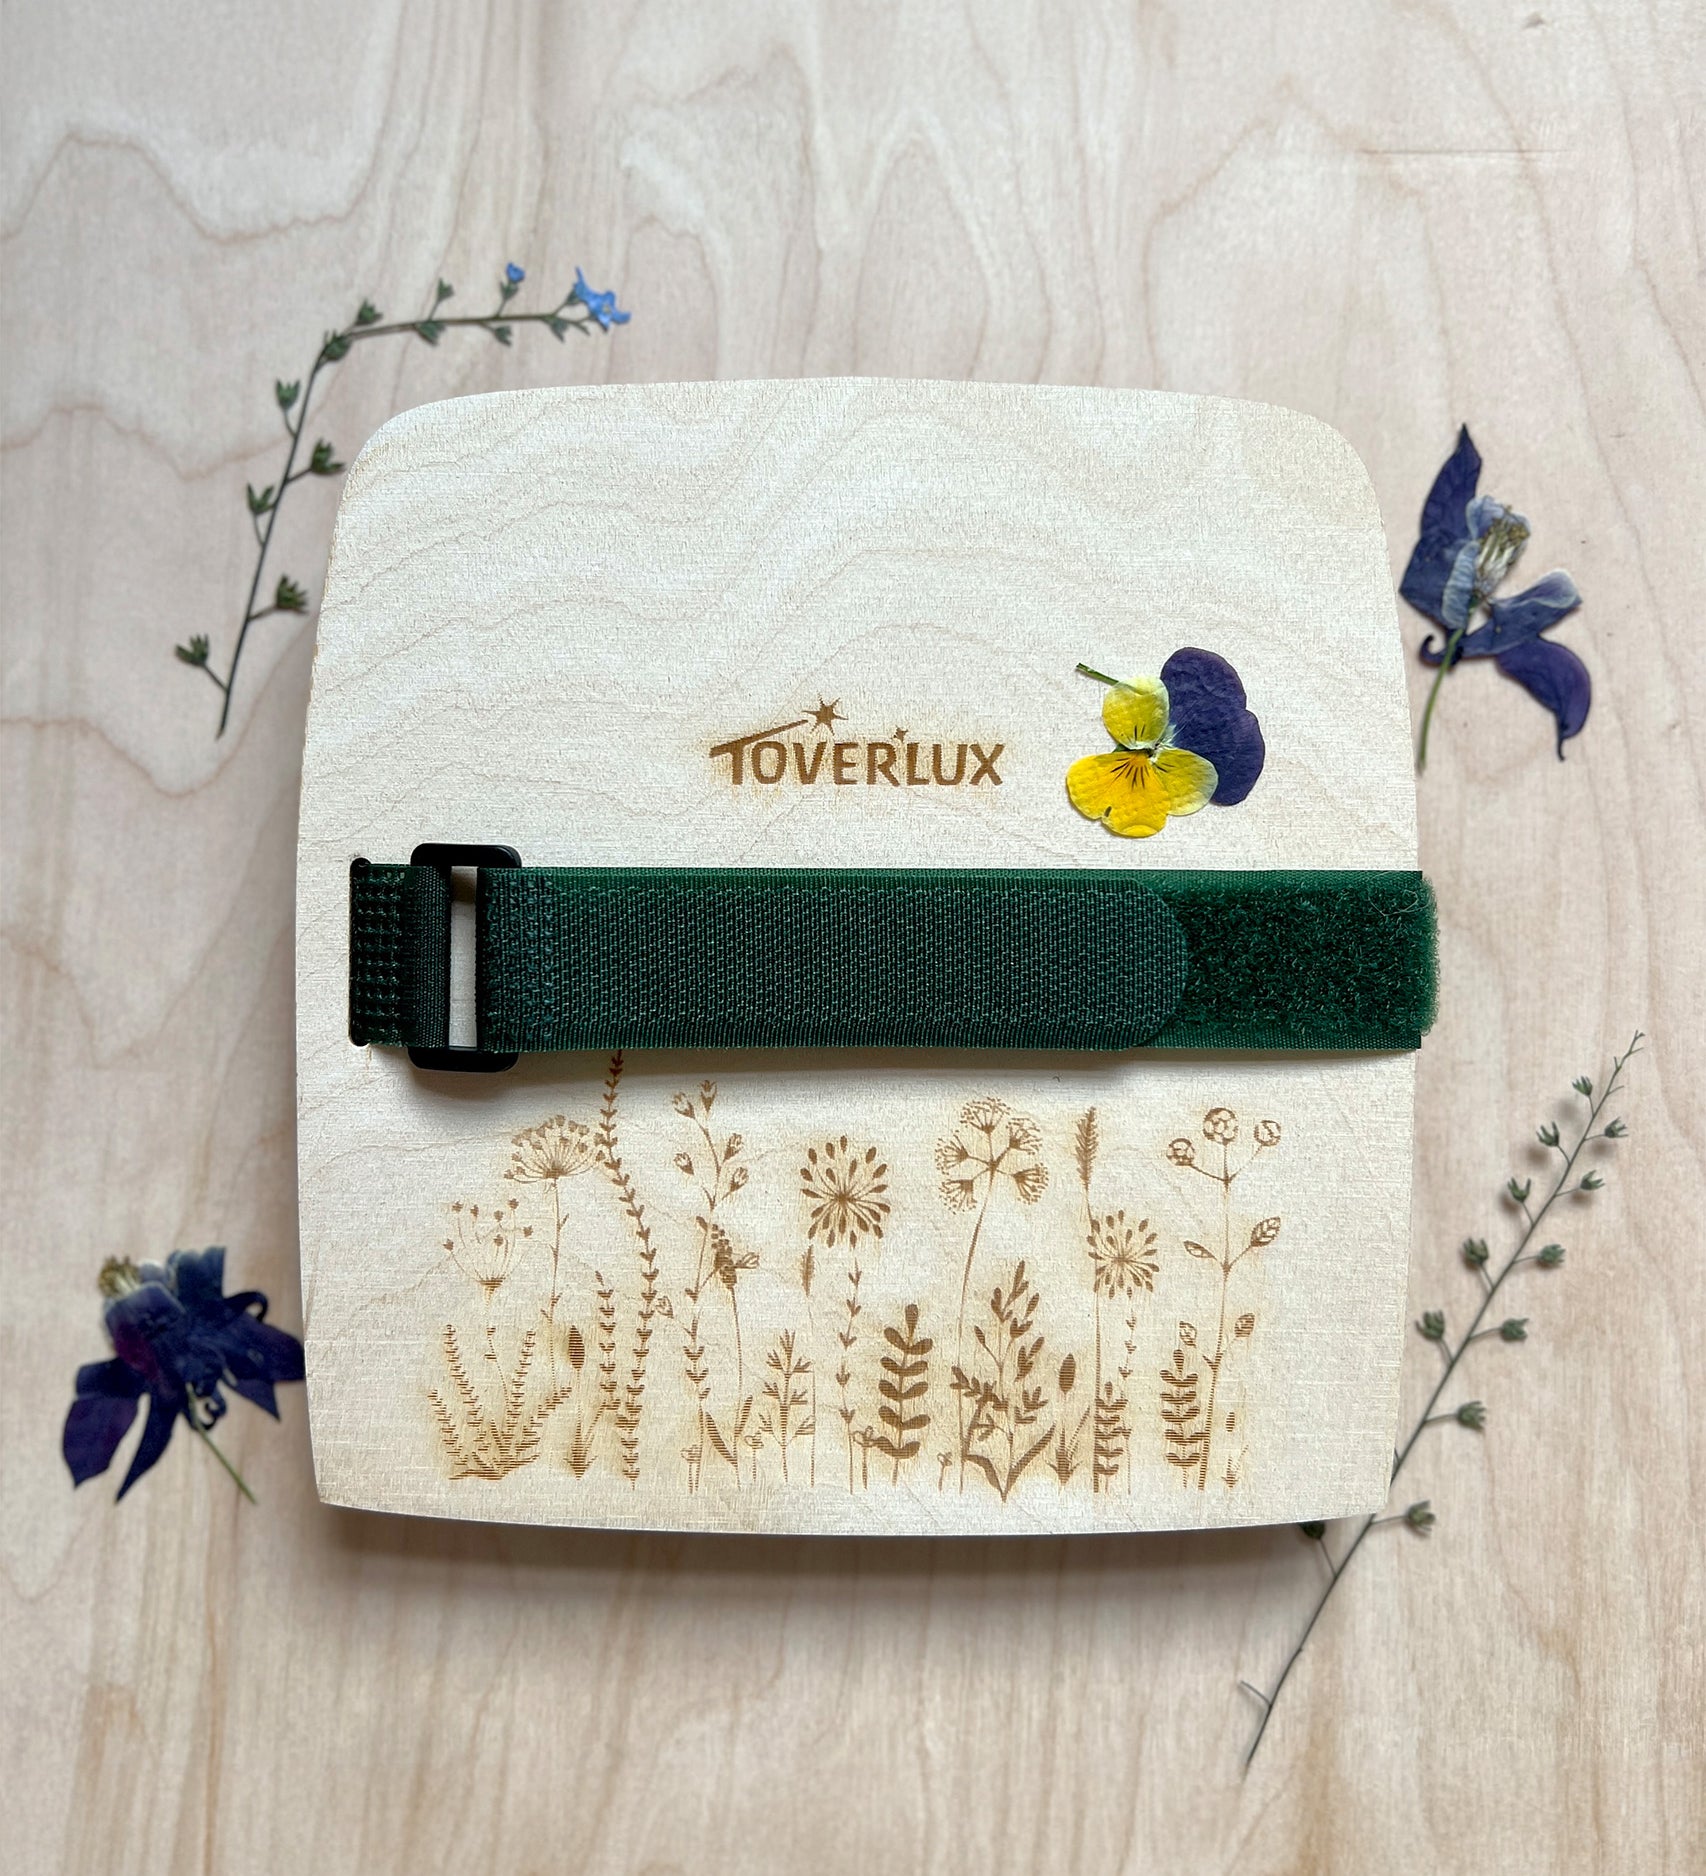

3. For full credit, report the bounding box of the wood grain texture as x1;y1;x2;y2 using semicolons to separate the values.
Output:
298;379;1419;1534
3;2;1701;1870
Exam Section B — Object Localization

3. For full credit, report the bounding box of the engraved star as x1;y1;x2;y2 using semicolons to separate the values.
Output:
892;727;909;742
808;698;844;731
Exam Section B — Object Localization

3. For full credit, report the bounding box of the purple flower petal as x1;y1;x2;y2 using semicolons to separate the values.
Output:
1424;569;1584;667
230;1376;280;1418
167;1246;226;1310
70;1247;305;1502
1483;570;1581;644
116;1391;182;1500
63;1359;145;1486
1399;427;1481;629
1161;647;1266;806
106;1283;185;1389
1495;636;1591;758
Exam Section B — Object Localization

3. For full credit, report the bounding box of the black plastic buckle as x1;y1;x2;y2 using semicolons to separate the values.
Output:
406;842;521;1073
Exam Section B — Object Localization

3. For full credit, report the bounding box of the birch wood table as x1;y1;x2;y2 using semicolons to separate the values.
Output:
3;5;1701;1872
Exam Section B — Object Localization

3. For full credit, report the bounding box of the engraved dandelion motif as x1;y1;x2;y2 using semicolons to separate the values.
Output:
799;1137;891;1249
1087;1210;1159;1300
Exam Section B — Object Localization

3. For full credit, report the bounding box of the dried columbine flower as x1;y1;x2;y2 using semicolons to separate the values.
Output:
65;1249;304;1502
1401;426;1588;767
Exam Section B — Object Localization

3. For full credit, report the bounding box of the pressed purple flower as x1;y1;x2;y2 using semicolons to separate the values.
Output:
63;1248;304;1501
1159;647;1267;806
571;267;631;331
1401;426;1589;762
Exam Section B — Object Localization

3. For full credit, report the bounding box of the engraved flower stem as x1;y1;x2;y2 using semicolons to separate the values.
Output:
209;294;599;737
1197;1142;1234;1491
544;1181;566;1391
955;1175;998;1490
1241;1035;1641;1769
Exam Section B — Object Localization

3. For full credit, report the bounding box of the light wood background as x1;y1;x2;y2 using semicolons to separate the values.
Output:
2;4;1701;1872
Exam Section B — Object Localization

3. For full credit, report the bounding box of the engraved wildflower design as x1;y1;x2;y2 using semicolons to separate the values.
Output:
443;1198;533;1360
800;1136;891;1250
403;1073;1314;1514
1164;1106;1282;1491
1087;1210;1160;1300
937;1097;1050;1490
507;1115;596;1185
505;1115;597;1389
935;1097;1049;1213
1067;649;1265;839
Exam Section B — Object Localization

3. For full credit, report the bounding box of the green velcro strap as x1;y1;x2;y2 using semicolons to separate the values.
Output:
348;864;1436;1055
481;869;1191;1051
347;861;451;1048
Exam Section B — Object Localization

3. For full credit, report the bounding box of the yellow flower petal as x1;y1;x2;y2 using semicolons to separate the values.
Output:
1153;746;1218;817
1066;750;1172;837
1101;676;1169;749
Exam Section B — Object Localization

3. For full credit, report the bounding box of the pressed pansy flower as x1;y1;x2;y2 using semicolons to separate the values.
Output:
1068;648;1264;839
63;1248;304;1502
1401;426;1588;764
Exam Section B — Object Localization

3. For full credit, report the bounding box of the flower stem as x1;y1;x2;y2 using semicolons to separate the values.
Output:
1241;1031;1642;1768
192;1423;258;1504
1075;663;1120;688
1414;622;1468;771
207;294;602;737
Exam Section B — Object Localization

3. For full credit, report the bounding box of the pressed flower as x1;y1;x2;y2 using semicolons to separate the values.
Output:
1401;427;1588;763
570;267;631;331
1067;650;1263;839
63;1249;303;1501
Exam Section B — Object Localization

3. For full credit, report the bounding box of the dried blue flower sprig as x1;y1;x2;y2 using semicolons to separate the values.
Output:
177;262;630;737
62;1248;305;1502
1239;1031;1643;1767
1402;427;1589;769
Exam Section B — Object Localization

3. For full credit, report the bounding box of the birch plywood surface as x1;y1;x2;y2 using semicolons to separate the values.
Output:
299;380;1420;1536
4;5;1703;1873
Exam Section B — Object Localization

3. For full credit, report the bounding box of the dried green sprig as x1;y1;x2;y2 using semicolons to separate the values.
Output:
180;261;626;736
1240;1030;1644;1768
